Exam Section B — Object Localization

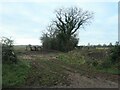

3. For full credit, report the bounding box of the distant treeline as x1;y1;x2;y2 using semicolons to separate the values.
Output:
76;42;120;49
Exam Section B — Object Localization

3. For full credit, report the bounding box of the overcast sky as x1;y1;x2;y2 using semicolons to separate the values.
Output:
0;1;118;45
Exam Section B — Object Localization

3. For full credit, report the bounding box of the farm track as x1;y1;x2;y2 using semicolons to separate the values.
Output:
19;51;119;88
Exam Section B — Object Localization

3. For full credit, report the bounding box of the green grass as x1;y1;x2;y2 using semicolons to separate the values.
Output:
58;52;85;65
96;63;120;75
2;60;30;88
57;52;96;75
57;50;120;75
97;68;120;74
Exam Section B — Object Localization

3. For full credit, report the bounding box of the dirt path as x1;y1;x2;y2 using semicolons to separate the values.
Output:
20;51;119;88
52;66;118;88
66;72;118;88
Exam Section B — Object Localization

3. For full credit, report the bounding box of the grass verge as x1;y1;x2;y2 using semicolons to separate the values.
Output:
58;52;120;75
2;60;30;88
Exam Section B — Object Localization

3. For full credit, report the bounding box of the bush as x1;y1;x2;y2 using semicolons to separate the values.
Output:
100;59;111;68
109;44;120;64
41;33;78;52
1;37;17;64
100;43;120;68
92;61;98;67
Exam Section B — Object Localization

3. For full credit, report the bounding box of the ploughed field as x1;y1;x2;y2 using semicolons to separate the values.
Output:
2;46;119;88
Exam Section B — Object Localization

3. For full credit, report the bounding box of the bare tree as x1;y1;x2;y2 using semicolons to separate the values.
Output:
54;7;93;39
54;7;93;51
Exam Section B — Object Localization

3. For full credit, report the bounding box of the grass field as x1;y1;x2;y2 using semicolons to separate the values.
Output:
2;45;119;88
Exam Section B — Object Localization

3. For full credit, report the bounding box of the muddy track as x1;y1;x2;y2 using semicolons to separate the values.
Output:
51;65;118;88
20;51;119;88
62;70;118;88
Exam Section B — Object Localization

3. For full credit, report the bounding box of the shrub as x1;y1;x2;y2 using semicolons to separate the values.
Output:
109;44;120;64
41;33;78;52
100;42;120;68
1;37;17;64
92;61;98;67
